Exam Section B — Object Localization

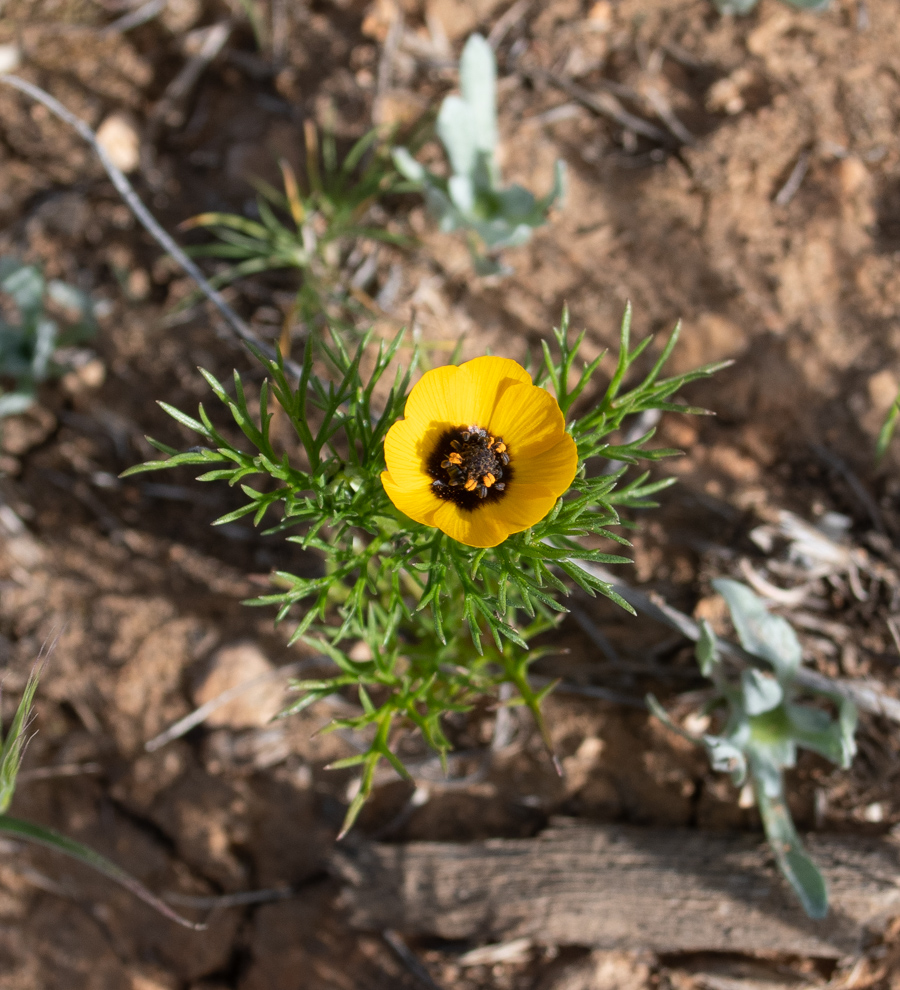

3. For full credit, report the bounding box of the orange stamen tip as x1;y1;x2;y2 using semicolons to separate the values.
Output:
448;452;462;465
483;473;495;487
464;478;477;491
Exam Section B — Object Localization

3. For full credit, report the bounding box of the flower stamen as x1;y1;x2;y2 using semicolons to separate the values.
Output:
428;425;512;510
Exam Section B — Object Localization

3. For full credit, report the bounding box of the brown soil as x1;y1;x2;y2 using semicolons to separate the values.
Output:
1;0;900;987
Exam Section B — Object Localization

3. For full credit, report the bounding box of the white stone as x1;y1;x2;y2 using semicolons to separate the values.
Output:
96;113;141;174
0;44;21;75
193;642;287;730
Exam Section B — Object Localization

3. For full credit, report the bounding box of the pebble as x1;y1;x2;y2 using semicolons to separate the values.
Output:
96;113;141;174
192;642;287;730
0;43;21;74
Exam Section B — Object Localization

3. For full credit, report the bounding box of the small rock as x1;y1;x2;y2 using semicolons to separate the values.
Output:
361;0;397;42
129;966;179;990
868;368;898;416
0;405;56;456
127;267;151;300
0;43;21;74
425;0;478;41
162;0;202;34
193;642;287;730
746;10;793;57
670;311;745;374
538;950;650;990
587;1;612;30
706;68;756;116
96;113;141;174
62;356;106;395
375;90;428;128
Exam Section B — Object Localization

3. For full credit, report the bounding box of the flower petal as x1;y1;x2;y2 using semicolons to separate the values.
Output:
381;471;441;526
384;419;439;487
381;354;577;548
454;357;532;429
484;483;561;530
402;364;464;428
403;357;531;430
432;501;509;548
506;431;578;493
487;381;567;457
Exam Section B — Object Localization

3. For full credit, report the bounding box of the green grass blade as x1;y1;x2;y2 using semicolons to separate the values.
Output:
0;665;42;813
0;814;206;930
876;389;900;463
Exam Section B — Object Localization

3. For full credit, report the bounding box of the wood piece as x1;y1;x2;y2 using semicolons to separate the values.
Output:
333;820;900;957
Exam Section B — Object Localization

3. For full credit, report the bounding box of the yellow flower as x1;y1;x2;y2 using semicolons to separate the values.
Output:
381;356;578;548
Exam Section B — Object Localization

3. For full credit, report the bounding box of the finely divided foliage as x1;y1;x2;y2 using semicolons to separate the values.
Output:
125;306;727;832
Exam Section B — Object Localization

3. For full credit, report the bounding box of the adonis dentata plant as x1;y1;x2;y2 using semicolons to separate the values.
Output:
125;307;725;832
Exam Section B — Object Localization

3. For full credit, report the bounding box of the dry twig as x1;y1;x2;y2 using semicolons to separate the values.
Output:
644;85;696;146
774;150;811;206
101;0;166;34
144;657;324;751
487;0;532;49
0;73;306;379
149;22;232;131
522;67;673;146
573;560;900;724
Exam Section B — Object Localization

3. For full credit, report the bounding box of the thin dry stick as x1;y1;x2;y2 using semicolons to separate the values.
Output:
487;0;532;49
774;150;811;207
144;657;325;752
373;2;403;126
101;0;166;35
165;886;295;909
271;0;289;65
523;68;673;146
811;442;885;534
383;929;445;990
148;22;232;131
532;675;646;709
0;73;305;379
575;560;900;724
644;85;696;146
887;616;900;659
18;762;102;783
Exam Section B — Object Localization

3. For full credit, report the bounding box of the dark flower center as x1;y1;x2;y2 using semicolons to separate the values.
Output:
427;426;512;511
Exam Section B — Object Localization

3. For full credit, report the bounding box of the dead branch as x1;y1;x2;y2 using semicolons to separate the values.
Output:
0;73;306;379
334;819;900;957
574;560;900;724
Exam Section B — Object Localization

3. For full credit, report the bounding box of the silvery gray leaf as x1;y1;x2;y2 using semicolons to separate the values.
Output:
437;95;477;179
702;734;747;785
448;174;475;213
497;184;538;221
459;33;496;156
713;578;802;680
740;668;783;715
538;159;567;212
696;618;719;676
391;147;427;183
0;391;35;417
